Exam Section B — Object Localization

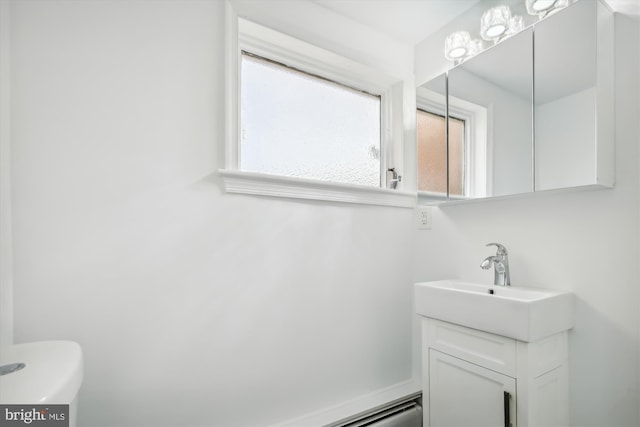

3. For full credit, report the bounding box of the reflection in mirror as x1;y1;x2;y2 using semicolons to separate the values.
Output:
534;0;606;191
416;74;448;202
447;27;533;199
415;0;613;205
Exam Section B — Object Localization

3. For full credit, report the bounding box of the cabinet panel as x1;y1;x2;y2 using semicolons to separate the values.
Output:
534;0;614;190
429;349;516;427
427;318;516;377
529;367;570;427
525;332;568;377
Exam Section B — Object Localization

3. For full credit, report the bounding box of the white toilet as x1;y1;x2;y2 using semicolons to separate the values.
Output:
0;341;83;427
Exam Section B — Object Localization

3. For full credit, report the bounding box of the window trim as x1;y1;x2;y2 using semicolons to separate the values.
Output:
219;169;416;208
222;5;413;208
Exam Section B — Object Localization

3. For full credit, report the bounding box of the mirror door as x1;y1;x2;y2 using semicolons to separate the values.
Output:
534;0;613;190
448;27;533;199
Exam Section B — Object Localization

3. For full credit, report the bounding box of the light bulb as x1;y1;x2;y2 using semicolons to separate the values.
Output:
526;0;568;17
530;0;556;12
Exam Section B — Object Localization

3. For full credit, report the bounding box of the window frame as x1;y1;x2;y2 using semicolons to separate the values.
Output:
221;6;415;208
416;86;489;203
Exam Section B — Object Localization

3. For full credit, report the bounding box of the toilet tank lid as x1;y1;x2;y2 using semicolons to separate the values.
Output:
0;341;83;404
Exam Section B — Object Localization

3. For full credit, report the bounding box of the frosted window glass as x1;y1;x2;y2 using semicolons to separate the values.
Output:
416;110;465;196
417;110;447;194
240;53;381;187
448;116;465;196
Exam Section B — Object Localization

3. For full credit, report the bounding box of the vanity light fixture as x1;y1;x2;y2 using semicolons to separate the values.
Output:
526;0;571;18
466;39;484;58
444;31;471;61
506;15;525;36
480;5;512;43
443;4;527;63
444;32;484;64
527;0;556;13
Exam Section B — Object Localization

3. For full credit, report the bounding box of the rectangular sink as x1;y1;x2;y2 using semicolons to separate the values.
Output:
415;280;574;342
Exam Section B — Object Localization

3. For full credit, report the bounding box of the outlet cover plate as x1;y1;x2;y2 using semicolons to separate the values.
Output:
416;206;432;230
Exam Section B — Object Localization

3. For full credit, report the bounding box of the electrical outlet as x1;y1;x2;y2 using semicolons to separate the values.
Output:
416;206;432;230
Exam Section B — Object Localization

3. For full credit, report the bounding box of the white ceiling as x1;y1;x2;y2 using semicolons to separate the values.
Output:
310;0;639;46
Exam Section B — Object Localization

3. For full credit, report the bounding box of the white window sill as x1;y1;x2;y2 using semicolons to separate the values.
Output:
219;169;416;208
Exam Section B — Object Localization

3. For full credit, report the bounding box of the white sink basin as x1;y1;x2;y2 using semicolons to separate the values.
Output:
415;280;574;342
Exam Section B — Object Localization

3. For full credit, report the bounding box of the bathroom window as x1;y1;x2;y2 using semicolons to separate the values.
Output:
220;15;414;208
416;109;466;197
240;52;381;187
416;86;488;201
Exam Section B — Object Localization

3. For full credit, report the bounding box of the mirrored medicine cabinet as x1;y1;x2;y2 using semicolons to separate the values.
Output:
417;0;614;205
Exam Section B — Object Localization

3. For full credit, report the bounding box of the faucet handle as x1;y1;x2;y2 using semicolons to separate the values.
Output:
486;242;508;255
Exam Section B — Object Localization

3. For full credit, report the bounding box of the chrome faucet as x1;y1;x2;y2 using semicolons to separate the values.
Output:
480;243;510;286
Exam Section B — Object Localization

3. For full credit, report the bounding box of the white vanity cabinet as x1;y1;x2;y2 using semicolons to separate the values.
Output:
421;317;570;427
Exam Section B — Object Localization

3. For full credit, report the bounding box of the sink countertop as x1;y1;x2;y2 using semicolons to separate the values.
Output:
415;280;574;342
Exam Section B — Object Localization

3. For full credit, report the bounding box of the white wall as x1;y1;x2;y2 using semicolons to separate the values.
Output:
0;0;13;348
413;14;640;427
7;1;416;426
229;0;413;82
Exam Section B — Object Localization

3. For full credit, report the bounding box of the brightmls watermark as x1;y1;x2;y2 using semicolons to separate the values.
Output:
1;405;69;426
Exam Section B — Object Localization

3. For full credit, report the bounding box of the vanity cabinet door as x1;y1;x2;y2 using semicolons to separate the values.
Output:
429;349;516;427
